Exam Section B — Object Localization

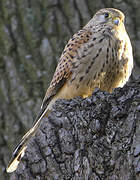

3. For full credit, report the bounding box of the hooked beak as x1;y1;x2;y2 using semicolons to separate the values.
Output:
113;17;120;26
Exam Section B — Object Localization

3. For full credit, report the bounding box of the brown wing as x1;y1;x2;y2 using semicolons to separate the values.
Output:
41;28;93;110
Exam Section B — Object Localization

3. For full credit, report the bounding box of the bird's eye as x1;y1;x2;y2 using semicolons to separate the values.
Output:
104;12;110;18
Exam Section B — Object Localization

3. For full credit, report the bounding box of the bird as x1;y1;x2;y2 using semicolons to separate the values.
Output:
6;8;133;173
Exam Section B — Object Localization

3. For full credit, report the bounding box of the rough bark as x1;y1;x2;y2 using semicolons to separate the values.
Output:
0;0;140;180
11;79;140;180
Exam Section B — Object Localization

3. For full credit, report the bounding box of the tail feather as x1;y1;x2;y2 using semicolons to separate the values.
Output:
6;145;27;173
6;108;50;173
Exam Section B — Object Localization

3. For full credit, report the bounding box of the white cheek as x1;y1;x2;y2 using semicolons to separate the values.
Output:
98;15;105;22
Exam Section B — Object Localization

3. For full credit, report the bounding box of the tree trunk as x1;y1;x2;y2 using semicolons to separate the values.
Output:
0;0;140;180
10;79;140;180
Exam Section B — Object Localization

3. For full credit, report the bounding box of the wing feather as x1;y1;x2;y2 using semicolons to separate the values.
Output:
41;28;92;110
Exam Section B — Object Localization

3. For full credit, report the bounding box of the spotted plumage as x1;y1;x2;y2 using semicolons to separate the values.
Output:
7;8;133;173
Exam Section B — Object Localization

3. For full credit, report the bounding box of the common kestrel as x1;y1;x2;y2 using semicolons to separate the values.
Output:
7;8;133;173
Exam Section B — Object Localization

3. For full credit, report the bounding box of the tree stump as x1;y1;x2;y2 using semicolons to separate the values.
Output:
10;79;140;180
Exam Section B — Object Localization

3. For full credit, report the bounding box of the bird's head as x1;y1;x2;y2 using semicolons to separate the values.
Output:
85;8;125;31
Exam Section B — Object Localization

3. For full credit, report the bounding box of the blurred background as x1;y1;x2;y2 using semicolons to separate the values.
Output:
0;0;139;179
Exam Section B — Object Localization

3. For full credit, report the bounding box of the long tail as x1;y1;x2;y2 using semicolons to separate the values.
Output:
6;108;50;173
